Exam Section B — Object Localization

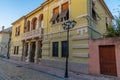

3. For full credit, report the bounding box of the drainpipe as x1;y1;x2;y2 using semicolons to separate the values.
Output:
21;16;26;61
7;30;11;59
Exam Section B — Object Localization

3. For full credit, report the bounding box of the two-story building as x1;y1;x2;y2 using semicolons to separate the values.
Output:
10;0;113;73
0;26;12;58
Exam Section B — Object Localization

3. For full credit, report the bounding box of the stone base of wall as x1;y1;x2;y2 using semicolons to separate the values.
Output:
10;55;21;61
41;59;88;74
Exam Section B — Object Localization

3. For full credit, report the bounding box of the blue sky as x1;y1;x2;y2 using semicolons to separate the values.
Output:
0;0;120;28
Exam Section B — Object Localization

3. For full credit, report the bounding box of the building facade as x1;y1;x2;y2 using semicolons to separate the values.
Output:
10;0;113;73
0;26;12;58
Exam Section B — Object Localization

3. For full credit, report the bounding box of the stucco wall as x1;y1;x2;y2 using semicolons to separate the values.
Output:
89;38;120;77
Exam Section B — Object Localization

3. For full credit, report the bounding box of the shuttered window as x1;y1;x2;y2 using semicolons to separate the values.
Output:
50;6;59;24
59;2;69;21
62;2;69;11
54;7;59;15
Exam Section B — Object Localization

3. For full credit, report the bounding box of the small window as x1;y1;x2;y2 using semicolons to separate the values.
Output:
52;42;59;57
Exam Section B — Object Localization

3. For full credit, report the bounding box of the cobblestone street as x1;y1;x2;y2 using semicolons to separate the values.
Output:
0;58;119;80
0;59;63;80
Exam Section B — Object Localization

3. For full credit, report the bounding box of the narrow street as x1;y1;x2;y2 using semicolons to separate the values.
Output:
0;58;119;80
0;59;63;80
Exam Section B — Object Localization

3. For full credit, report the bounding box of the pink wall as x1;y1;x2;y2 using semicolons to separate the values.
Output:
89;38;120;77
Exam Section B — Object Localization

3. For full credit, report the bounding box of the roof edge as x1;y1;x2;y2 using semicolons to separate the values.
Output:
99;0;114;18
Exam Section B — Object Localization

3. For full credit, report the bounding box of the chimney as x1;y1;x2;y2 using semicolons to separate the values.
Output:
2;26;4;32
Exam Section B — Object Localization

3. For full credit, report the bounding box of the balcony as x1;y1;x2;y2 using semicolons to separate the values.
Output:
22;28;42;40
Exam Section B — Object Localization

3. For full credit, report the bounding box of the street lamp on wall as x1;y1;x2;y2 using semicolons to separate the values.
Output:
62;20;77;78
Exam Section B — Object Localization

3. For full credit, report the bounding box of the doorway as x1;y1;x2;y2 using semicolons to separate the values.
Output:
30;42;36;62
99;45;117;76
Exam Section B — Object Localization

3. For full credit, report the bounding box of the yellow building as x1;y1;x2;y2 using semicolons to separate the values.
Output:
10;0;113;73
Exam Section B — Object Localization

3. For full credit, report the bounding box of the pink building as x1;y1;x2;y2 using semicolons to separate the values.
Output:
89;38;120;77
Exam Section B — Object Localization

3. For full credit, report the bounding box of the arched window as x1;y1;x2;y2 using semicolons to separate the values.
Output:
32;17;37;30
24;25;26;33
39;14;43;27
27;21;30;32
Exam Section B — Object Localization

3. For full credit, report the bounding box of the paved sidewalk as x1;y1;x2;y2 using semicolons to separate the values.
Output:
1;58;119;80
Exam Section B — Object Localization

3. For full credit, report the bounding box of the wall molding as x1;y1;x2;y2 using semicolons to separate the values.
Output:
72;53;88;58
72;35;89;41
42;53;49;56
42;40;50;44
72;44;89;49
42;46;50;50
43;25;88;36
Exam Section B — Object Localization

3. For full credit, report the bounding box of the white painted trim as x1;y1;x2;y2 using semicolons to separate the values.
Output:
77;14;89;19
